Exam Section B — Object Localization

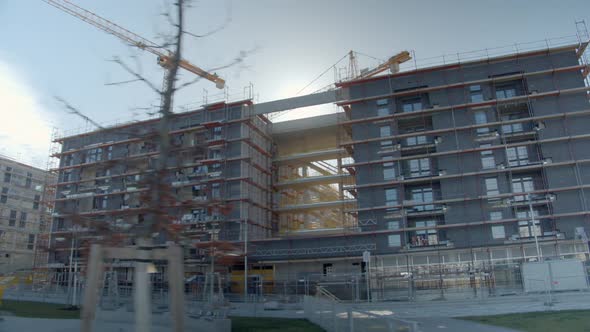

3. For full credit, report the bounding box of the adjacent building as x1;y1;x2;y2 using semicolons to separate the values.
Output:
0;156;55;273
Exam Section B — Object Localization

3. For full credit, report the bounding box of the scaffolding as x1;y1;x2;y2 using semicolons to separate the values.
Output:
41;28;590;302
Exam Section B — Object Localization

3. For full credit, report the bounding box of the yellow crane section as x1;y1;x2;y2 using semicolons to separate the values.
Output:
359;51;412;79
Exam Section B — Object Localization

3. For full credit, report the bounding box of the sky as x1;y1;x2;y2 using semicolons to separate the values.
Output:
0;0;589;167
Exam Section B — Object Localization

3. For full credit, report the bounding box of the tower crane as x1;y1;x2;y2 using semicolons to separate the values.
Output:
43;0;225;89
359;51;411;78
348;50;412;80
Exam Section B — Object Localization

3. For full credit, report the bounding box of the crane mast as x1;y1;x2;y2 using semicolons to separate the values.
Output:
43;0;225;89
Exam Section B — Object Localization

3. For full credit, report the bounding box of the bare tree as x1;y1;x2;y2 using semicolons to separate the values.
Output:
45;0;256;330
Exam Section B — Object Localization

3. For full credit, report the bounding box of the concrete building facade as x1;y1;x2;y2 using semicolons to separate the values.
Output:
49;40;590;298
0;156;55;273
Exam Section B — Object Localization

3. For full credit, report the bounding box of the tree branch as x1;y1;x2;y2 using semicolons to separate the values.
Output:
54;96;106;130
104;78;143;86
109;56;162;95
183;0;232;39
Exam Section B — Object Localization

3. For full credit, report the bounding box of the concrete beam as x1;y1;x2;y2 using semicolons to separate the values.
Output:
275;199;356;212
248;89;347;115
273;148;347;164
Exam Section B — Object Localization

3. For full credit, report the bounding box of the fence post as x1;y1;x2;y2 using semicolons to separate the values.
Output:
332;302;337;332
347;306;354;332
320;301;325;329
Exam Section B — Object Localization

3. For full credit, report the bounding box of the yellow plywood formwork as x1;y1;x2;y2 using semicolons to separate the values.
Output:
230;266;274;294
272;114;357;236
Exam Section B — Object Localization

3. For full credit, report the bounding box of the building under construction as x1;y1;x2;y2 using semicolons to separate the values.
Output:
47;34;590;300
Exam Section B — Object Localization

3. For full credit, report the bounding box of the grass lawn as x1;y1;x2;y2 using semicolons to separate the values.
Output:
0;299;80;319
230;317;324;332
462;309;590;332
0;300;323;331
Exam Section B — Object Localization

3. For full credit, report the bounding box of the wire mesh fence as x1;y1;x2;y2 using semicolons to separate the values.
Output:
304;295;419;332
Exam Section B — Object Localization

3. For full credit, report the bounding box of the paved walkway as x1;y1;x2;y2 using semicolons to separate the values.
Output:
357;290;590;318
2;291;590;331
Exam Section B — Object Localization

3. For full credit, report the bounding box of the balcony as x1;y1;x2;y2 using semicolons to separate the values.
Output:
405;205;446;217
404;240;454;251
504;232;565;244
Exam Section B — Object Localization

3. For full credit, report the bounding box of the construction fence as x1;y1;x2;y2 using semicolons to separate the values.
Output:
304;295;419;332
1;257;589;309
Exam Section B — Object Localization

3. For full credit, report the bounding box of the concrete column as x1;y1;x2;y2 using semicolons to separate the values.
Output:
134;246;152;332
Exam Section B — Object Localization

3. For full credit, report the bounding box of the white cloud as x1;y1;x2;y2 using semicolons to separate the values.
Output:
0;61;53;168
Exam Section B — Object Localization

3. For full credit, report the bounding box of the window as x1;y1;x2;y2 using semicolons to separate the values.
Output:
19;212;27;228
512;176;534;201
140;141;156;154
411;220;438;246
85;148;102;163
506;146;529;166
404;126;427;146
501;115;524;134
120;193;129;208
377;107;390;116
411;187;434;211
376;99;388;106
9;210;16;227
194;165;208;175
474;110;489;135
191;208;207;222
192;185;206;200
212;127;222;140
95;169;111;186
387;221;400;230
470;85;484;103
408;158;430;177
490;211;503;221
105;146;113;160
323;263;334;276
93;196;108;210
382;158;396;180
388;234;401;247
63;155;74;167
209;149;222;159
495;85;517;99
480;144;495;169
385;188;398;206
211;183;221;199
25;172;32;188
491;225;506;239
485;177;499;196
33;194;40;210
61;171;72;183
210;163;222;173
0;187;7;204
518;220;541;238
406;135;427;146
27;234;35;250
379;125;392;147
3;172;11;183
402;98;422;113
56;218;65;230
